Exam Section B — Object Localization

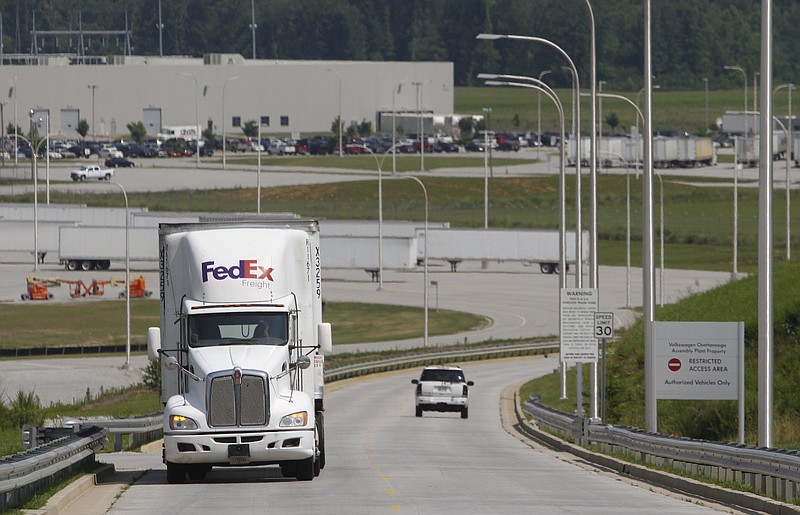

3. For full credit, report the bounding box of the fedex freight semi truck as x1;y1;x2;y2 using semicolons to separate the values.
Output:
147;221;332;483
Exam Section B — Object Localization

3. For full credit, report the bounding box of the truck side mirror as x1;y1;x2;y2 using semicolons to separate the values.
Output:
147;327;161;361
294;355;311;370
318;323;332;355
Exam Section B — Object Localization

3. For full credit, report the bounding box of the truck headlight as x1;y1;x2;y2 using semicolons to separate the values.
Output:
169;415;199;430
279;411;308;427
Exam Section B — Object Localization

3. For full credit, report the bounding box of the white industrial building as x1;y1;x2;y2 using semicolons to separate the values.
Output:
0;54;454;141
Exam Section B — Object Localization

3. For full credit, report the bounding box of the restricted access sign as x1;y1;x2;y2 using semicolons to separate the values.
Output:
559;288;598;363
654;321;743;400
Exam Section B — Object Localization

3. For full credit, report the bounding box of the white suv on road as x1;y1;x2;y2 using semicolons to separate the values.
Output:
412;366;474;419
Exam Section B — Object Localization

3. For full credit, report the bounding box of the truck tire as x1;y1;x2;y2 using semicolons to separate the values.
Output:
104;173;112;180
279;461;297;478
540;263;553;274
295;457;315;481
80;260;94;271
461;407;469;419
66;260;80;271
97;260;111;270
166;462;186;484
415;406;422;417
316;412;326;470
187;465;210;480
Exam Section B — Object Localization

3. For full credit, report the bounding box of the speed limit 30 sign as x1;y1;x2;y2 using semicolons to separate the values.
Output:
594;312;614;339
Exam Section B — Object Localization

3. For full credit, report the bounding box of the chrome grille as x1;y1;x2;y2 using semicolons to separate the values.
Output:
208;373;268;427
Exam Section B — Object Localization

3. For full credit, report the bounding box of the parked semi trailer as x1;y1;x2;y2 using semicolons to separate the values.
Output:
58;226;159;270
569;135;715;168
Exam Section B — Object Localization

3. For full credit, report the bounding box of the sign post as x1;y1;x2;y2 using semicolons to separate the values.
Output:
594;312;614;423
654;321;745;443
560;288;598;418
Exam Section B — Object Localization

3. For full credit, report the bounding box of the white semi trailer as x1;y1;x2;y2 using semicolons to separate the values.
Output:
147;221;332;483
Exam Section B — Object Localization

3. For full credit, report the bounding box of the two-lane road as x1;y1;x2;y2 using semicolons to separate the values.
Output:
98;358;738;514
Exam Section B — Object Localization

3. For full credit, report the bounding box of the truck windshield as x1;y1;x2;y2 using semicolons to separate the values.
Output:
188;313;288;347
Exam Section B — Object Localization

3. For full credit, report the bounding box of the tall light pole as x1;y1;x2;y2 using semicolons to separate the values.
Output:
724;66;747;163
106;181;131;369
482;107;492;229
363;143;403;291
222;75;239;170
774;83;794;260
703;78;709;132
249;0;257;59
392;80;410;175
412;80;431;171
157;0;164;57
87;84;98;145
177;72;200;167
327;68;342;157
17;128;38;271
757;0;774;448
477;33;583;288
40;114;50;204
402;174;429;347
480;74;568;399
537;70;552;158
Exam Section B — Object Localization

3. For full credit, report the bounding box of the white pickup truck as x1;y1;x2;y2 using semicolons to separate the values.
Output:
70;165;113;181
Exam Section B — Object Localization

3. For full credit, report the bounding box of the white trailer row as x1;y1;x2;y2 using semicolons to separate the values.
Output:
3;203;585;275
568;135;716;168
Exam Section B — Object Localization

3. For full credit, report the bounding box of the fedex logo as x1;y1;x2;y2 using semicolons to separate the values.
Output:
201;260;274;283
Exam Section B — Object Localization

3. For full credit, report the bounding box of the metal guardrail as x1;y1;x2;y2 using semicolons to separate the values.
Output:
0;341;556;510
522;395;800;509
0;426;106;512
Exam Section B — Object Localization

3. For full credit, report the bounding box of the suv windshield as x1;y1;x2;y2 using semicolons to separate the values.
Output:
420;369;465;383
188;313;288;347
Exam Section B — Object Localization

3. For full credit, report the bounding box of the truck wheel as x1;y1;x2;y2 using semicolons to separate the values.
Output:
166;462;186;484
66;260;79;271
279;461;297;478
187;465;210;480
540;263;553;274
79;176;86;181
80;260;94;271
316;412;326;470
104;173;112;180
295;457;315;481
97;260;111;270
21;294;30;300
461;407;469;419
415;406;422;417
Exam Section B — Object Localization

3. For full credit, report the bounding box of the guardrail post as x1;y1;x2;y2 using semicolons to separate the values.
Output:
114;433;123;452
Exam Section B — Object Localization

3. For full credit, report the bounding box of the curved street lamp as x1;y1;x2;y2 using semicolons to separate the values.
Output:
222;75;240;170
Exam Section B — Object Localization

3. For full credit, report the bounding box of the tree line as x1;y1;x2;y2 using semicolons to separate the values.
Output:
2;0;798;90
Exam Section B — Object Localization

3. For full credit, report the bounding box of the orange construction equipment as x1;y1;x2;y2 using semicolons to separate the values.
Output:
20;276;61;301
117;275;153;298
62;279;111;298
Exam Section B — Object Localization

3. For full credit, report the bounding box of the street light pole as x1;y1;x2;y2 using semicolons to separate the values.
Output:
774;83;794;260
222;75;240;170
724;66;747;164
703;78;709;132
107;181;131;369
177;72;200;167
537;70;551;158
87;84;98;145
482;107;492;229
327;69;342;157
479;73;567;399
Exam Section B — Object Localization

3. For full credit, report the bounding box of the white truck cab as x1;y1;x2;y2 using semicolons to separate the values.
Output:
148;221;332;483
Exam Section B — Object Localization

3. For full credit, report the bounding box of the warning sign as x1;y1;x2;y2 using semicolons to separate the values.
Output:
654;321;743;400
559;288;598;363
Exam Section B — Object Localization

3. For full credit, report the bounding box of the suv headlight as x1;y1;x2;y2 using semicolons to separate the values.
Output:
279;411;308;427
169;415;199;430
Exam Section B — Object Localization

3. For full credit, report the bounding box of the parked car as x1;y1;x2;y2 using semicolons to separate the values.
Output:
99;145;123;159
411;366;474;419
105;157;135;168
433;141;459;153
465;142;486;152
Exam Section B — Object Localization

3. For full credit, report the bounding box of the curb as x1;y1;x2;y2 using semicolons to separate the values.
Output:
24;463;116;515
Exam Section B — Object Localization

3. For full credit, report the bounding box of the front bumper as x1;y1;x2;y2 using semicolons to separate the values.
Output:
416;394;468;411
164;429;314;466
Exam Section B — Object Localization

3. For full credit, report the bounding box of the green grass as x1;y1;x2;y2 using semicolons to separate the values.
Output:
521;258;800;449
0;299;486;349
